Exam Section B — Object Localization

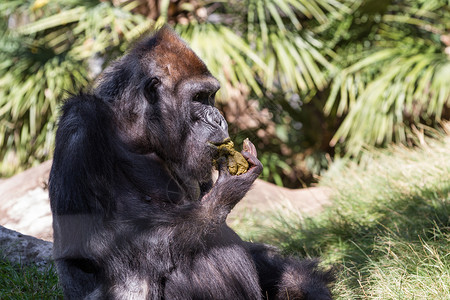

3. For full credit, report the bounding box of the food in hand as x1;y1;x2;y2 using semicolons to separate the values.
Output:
214;139;249;175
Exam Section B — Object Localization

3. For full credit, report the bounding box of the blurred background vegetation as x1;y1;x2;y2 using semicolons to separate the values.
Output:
1;0;449;187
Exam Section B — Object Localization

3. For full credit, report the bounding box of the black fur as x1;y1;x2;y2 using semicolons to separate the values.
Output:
49;26;333;299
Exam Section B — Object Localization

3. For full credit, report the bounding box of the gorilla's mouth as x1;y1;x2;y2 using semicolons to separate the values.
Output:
208;137;231;147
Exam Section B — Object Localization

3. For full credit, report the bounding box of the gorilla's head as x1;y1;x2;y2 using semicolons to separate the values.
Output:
95;26;229;182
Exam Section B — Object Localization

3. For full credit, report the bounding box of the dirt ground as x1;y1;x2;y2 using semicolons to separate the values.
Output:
0;161;331;242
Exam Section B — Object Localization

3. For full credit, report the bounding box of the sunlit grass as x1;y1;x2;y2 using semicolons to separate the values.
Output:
232;133;450;299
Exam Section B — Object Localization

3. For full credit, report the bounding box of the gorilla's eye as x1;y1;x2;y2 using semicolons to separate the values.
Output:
143;77;160;102
193;92;213;105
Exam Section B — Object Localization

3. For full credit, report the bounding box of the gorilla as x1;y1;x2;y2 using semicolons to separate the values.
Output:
49;26;333;299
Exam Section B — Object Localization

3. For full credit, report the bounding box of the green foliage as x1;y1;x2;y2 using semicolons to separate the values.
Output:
324;0;450;153
0;0;151;176
259;152;293;186
0;259;62;298
0;0;344;185
1;0;449;187
178;23;266;101
181;0;450;183
178;0;348;186
233;133;450;298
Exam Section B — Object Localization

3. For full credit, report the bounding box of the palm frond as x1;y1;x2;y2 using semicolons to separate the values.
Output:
178;23;265;101
326;0;450;153
0;0;150;176
246;0;342;97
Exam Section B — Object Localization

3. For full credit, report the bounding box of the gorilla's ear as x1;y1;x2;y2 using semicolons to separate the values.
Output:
142;77;160;104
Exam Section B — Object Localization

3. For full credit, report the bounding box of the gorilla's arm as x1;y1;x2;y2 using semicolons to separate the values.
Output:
247;243;334;300
143;150;263;255
49;95;117;299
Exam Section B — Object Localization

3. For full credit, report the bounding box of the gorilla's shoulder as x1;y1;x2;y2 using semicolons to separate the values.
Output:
59;93;113;130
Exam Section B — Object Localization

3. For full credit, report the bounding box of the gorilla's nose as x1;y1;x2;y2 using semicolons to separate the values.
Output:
204;108;229;144
214;114;227;131
207;109;228;131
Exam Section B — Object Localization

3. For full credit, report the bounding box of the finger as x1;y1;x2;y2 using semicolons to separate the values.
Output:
241;151;263;173
242;138;257;158
217;157;230;178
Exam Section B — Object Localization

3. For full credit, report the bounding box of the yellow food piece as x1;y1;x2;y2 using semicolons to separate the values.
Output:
214;140;249;175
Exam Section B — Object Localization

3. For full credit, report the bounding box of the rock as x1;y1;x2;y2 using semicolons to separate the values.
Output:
0;161;53;241
1;187;53;241
0;160;51;200
0;225;53;270
228;180;332;224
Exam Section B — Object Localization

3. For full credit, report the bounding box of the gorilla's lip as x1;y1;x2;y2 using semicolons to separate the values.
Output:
208;137;231;147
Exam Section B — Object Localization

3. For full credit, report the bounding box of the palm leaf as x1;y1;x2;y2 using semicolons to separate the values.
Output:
0;0;150;176
326;0;450;153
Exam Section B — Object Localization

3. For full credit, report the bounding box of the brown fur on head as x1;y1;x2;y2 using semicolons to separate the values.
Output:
137;26;210;88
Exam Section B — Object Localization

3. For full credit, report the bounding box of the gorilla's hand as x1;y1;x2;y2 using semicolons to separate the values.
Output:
205;139;262;212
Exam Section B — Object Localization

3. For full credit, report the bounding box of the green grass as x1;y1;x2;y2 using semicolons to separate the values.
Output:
0;259;62;299
233;134;450;299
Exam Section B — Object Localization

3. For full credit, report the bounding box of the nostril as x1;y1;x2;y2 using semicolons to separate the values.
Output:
210;111;220;125
218;116;228;130
204;109;228;130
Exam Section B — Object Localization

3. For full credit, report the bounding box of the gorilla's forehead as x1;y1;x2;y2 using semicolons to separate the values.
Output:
138;26;210;86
